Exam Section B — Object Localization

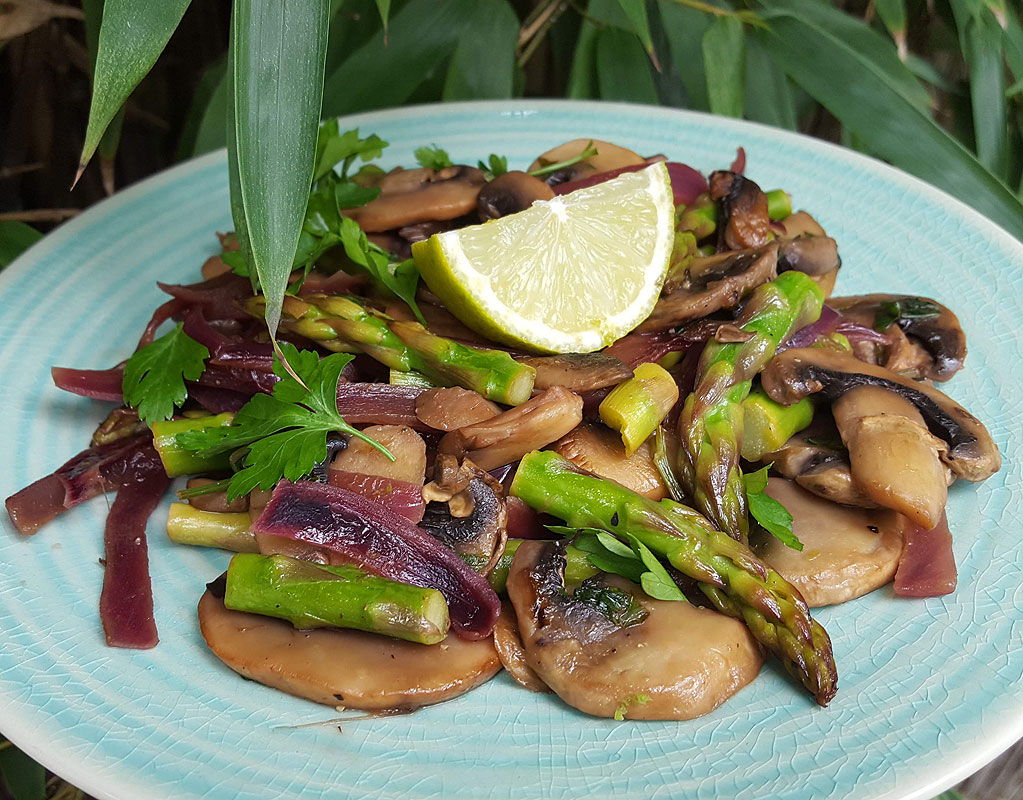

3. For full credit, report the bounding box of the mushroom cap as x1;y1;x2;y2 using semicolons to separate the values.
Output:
528;139;645;185
507;540;763;720
708;170;771;250
761;347;1000;482
198;589;500;709
476;171;554;220
753;478;904;607
344;165;487;232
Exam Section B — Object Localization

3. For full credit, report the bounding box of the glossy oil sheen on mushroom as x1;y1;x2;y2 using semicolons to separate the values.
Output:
753;478;904;607
506;540;762;720
198;590;501;709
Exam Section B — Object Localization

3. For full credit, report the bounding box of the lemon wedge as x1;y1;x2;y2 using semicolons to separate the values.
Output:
412;163;674;353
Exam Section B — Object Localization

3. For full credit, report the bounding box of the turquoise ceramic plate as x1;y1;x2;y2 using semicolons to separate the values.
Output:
1;101;1020;800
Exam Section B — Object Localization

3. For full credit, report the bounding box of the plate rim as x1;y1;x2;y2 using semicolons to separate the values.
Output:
2;98;1021;800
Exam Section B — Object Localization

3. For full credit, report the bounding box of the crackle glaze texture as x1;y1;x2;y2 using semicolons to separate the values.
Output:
1;102;1021;800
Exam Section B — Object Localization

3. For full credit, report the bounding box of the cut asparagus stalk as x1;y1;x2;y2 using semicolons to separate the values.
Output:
599;362;680;455
224;552;450;645
151;413;234;477
166;502;258;552
510;450;837;706
740;389;814;461
471;539;598;594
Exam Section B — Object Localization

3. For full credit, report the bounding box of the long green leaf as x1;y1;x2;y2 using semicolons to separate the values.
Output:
702;15;745;118
229;0;330;337
373;0;390;32
323;0;473;117
874;0;907;58
0;742;45;800
0;221;43;268
566;13;600;99
951;0;1010;180
756;10;1023;240
178;57;227;158
442;0;517;99
759;0;931;113
77;0;192;180
744;35;796;129
615;0;657;61
1005;8;1023;82
596;27;659;103
658;0;712;109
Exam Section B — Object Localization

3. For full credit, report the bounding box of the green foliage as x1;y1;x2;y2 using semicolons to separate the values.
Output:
122;324;208;424
0;741;45;800
78;0;192;176
743;466;801;551
0;222;43;268
227;0;330;339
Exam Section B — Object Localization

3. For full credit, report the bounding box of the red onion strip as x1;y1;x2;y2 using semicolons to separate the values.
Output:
328;469;425;523
894;511;957;597
335;383;433;431
51;366;125;402
252;480;500;639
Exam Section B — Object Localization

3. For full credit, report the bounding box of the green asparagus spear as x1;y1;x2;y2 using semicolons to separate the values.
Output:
151;413;235;476
224;552;450;645
245;294;535;405
741;389;814;461
678;271;823;541
510;450;837;706
677;188;791;242
165;503;258;552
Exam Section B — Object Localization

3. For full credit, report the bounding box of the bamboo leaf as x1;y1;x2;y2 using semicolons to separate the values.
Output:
566;14;599;98
759;0;931;113
874;0;908;59
658;0;712;109
702;15;745;118
323;0;474;117
179;57;228;157
951;1;1010;180
744;35;796;129
615;0;657;62
0;742;45;800
1005;8;1023;82
595;26;659;103
77;0;192;181
373;0;390;32
229;0;330;338
0;221;43;268
442;0;517;99
756;10;1023;240
82;0;124;193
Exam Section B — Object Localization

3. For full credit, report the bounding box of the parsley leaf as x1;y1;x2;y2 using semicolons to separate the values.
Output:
477;153;508;180
414;144;453;170
175;343;392;501
626;535;688;602
122;324;208;424
314;123;388;182
338;217;426;325
220;249;249;278
873;298;941;331
743;466;802;550
572;580;648;628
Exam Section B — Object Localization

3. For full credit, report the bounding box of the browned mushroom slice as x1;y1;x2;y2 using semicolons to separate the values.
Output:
778;237;840;277
415;387;501;432
420;456;508;572
198;590;501;709
775;210;827;239
438;386;583;471
637;242;778;332
344;165;487;232
331;424;427;484
553;421;668;500
477;171;555;220
752;478;904;607
763;426;877;508
493;601;550;693
515;353;633;392
828;294;967;382
529;139;646;186
832;385;949;529
796;462;880;508
709;170;770;250
761;347;1000;482
506;541;762;720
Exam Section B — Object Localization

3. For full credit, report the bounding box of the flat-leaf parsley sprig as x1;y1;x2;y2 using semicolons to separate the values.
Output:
122;323;209;424
176;342;392;501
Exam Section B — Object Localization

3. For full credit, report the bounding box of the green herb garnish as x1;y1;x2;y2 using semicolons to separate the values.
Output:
477;153;509;180
529;140;598;178
874;297;941;331
572;579;649;628
415;144;453;170
744;466;802;551
614;693;651;721
176;343;392;501
122;323;208;424
338;218;426;325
